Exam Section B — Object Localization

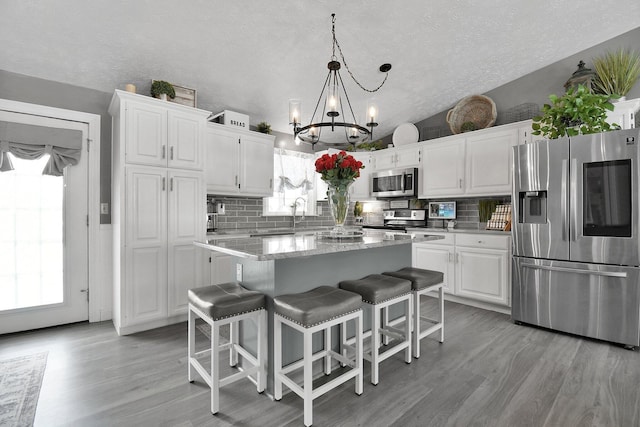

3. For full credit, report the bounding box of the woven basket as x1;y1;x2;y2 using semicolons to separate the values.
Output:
446;95;497;134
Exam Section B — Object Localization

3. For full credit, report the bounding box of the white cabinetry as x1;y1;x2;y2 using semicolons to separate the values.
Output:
125;100;203;170
205;123;275;197
372;145;421;171
420;122;525;198
421;138;466;196
606;98;640;130
412;232;511;309
110;90;209;335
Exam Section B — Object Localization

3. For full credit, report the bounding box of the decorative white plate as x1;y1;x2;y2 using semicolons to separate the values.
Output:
392;123;419;146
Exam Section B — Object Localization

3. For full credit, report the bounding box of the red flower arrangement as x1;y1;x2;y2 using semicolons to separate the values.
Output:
314;151;364;189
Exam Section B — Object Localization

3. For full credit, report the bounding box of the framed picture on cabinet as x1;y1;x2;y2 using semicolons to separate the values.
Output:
169;83;197;108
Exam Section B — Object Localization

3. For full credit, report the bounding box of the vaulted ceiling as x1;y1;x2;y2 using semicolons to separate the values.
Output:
2;1;639;141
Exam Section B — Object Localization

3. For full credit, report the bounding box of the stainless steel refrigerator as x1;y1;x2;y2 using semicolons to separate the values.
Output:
512;128;640;348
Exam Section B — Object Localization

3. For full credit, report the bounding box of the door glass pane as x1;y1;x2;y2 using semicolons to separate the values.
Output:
583;160;631;237
0;154;64;311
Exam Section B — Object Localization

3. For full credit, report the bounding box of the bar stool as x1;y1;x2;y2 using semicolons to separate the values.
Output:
273;286;363;427
382;267;444;359
188;282;267;414
338;274;412;385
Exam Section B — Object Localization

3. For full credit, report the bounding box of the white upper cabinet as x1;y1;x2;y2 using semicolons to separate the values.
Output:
349;151;374;200
372;145;421;171
421;137;466;197
420;121;524;198
465;127;518;195
205;123;275;197
115;91;208;170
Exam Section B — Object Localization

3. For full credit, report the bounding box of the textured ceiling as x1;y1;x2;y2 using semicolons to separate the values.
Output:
1;1;639;142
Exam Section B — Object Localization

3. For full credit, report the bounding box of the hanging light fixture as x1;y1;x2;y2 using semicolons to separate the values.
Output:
289;13;392;148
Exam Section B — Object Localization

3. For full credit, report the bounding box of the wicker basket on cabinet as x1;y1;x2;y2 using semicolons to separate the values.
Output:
446;95;497;134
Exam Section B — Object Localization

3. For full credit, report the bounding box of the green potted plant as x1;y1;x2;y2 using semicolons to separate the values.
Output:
256;121;272;134
150;80;176;101
592;48;640;100
532;84;618;139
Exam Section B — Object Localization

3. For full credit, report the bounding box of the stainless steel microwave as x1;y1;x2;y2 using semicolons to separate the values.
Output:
371;167;418;198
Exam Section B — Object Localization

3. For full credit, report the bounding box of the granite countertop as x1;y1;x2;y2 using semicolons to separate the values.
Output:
195;229;444;261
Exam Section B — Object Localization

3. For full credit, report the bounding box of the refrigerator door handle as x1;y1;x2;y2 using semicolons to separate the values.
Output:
570;158;578;242
522;263;628;278
561;159;568;241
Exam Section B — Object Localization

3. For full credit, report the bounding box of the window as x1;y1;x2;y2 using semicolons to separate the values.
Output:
263;149;317;216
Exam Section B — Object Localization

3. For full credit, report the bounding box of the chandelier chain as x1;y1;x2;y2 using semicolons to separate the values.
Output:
331;15;389;93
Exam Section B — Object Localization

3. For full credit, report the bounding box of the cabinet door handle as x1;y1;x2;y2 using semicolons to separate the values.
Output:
448;252;452;263
455;252;459;263
170;177;174;191
270;178;273;189
235;176;238;186
162;177;166;191
162;145;166;159
170;146;174;160
459;178;462;189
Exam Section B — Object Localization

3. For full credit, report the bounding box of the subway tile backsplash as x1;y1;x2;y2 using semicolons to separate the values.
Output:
208;195;511;232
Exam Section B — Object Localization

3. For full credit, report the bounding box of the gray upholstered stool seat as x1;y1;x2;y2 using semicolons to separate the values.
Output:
338;274;412;385
188;282;266;320
382;267;445;359
274;285;362;327
339;274;411;304
382;267;444;291
273;286;364;426
188;282;267;415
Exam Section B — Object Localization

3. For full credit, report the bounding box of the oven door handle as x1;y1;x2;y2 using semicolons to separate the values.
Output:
523;263;627;278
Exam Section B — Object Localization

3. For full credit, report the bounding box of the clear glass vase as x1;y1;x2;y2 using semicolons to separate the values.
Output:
327;183;352;234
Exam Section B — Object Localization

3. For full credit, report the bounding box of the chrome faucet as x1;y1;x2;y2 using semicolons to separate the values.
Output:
291;197;306;229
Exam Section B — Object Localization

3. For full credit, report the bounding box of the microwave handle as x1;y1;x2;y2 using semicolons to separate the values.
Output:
401;173;406;193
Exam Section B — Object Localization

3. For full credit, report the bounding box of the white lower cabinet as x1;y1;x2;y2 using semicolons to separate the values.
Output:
412;232;511;308
204;252;235;285
118;166;204;334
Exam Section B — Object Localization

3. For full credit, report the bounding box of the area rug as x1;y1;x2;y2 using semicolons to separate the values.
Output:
0;352;48;427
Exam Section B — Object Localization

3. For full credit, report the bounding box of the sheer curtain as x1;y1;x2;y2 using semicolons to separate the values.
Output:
264;149;317;216
0;121;82;176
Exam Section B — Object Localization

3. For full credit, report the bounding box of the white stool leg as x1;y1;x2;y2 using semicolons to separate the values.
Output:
229;319;239;367
257;310;267;393
211;321;220;414
274;315;283;401
303;328;314;427
439;286;445;343
382;307;390;345
413;290;421;359
370;304;380;385
404;296;412;364
188;307;196;382
340;320;347;367
324;325;332;375
355;312;363;396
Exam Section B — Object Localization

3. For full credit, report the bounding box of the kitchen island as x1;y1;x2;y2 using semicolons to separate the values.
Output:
194;229;443;394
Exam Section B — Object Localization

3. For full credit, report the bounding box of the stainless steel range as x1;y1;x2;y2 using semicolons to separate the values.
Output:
512;128;640;348
363;209;427;232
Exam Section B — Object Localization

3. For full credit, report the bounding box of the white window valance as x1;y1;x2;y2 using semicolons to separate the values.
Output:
0;121;82;176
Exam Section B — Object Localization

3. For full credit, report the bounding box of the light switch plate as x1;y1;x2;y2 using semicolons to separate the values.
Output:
236;264;243;281
100;203;109;215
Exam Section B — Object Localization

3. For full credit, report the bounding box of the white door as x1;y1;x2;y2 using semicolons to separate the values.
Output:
455;247;509;305
0;112;88;334
413;244;454;294
421;139;466;197
240;133;274;196
465;128;517;195
125;101;167;167
168;110;202;170
205;125;239;194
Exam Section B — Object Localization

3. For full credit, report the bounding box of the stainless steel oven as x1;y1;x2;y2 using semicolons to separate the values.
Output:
512;129;640;347
371;168;418;198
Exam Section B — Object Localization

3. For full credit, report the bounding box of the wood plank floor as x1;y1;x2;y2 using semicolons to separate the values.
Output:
1;299;639;427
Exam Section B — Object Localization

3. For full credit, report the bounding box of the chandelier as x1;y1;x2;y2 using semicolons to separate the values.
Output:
289;14;392;147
